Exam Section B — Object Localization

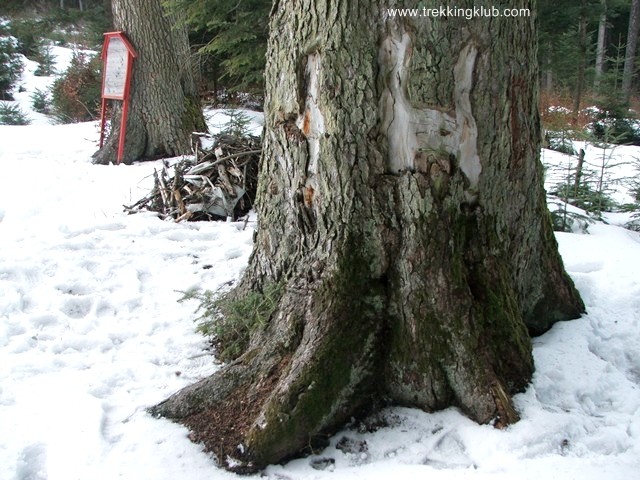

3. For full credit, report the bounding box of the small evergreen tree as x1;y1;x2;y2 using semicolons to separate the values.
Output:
219;108;251;137
31;87;50;113
546;150;593;232
549;140;622;219
34;44;56;76
0;25;22;100
0;101;30;125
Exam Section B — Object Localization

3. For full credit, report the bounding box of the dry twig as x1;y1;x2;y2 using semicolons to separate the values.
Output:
125;133;261;222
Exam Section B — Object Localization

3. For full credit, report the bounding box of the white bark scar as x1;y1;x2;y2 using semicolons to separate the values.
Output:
453;44;481;191
296;53;325;176
379;29;482;196
379;30;417;173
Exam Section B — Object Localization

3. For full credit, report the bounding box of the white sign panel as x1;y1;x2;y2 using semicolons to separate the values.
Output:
103;37;129;99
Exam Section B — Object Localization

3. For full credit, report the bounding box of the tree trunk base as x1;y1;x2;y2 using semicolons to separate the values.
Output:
151;277;389;471
150;211;535;472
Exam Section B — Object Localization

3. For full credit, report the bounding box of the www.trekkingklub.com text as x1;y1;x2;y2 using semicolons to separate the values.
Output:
386;5;531;19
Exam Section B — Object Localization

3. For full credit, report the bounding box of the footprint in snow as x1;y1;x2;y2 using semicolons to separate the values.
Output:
60;297;92;319
15;443;47;480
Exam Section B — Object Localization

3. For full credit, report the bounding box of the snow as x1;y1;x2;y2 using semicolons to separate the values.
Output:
0;119;255;479
1;47;640;480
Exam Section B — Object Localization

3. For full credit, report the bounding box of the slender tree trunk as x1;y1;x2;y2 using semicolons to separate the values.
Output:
573;9;588;123
151;0;584;472
594;2;607;90
545;54;554;93
574;148;586;196
623;0;640;103
93;0;206;164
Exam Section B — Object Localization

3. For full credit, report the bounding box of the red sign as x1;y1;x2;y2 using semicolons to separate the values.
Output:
99;32;137;164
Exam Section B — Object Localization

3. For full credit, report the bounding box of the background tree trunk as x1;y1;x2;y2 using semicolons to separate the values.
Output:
93;0;206;165
594;2;607;90
623;0;640;103
151;0;584;472
543;43;554;93
573;5;588;123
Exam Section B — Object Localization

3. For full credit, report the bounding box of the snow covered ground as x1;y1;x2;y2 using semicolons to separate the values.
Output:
1;47;640;480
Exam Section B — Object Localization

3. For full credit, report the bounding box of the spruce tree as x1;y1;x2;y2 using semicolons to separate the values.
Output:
163;0;270;92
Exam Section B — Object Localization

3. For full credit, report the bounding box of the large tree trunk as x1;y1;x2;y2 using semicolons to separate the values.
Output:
151;0;584;472
93;0;206;165
623;0;640;103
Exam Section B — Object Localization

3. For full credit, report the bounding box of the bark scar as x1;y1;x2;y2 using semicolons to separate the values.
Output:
296;52;325;176
378;29;416;173
378;26;482;200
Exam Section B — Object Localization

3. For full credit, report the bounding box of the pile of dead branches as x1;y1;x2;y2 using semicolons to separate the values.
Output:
125;133;261;222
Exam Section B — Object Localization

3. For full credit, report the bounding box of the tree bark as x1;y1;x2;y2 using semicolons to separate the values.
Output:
594;2;607;90
93;0;206;165
574;148;586;197
572;6;588;123
544;53;554;93
623;0;640;103
151;0;584;472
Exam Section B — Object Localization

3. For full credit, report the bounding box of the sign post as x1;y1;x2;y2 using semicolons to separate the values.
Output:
99;31;137;164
